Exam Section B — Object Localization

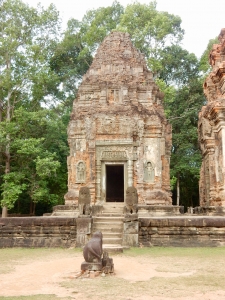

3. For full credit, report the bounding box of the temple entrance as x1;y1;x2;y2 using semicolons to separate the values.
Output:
106;165;124;202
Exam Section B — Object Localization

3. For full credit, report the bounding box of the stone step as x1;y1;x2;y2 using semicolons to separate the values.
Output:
101;207;124;212
103;244;124;253
103;203;125;206
101;232;122;238
93;216;124;222
92;223;123;232
103;237;122;244
103;204;124;211
92;220;123;226
96;211;124;218
51;211;79;217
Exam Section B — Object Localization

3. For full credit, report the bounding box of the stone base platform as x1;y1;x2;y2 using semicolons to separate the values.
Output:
1;215;225;248
138;205;184;216
194;206;225;216
81;261;103;271
50;205;79;217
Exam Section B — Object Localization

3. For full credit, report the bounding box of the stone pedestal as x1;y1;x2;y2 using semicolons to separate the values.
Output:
81;261;103;271
123;215;139;246
76;216;92;247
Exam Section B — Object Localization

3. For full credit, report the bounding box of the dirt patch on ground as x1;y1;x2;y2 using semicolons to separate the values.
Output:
0;248;225;300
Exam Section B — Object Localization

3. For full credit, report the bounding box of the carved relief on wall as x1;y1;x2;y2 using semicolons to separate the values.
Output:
144;161;155;182
145;115;161;126
68;120;85;136
137;120;144;138
70;139;86;154
85;117;96;140
99;116;118;133
98;116;134;135
101;151;127;160
96;146;132;161
203;118;213;138
76;161;86;183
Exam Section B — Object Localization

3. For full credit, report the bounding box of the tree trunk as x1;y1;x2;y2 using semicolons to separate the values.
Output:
177;173;180;206
1;88;12;218
0;99;7;217
29;201;35;215
2;207;8;218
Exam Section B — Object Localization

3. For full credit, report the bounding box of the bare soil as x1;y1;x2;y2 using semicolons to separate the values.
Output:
0;247;225;300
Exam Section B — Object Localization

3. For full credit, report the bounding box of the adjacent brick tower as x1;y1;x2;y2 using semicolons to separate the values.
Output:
199;28;225;208
64;32;172;206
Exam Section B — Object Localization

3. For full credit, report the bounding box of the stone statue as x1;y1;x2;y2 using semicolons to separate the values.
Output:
83;231;103;263
144;161;155;182
124;186;138;214
81;231;114;273
78;187;91;215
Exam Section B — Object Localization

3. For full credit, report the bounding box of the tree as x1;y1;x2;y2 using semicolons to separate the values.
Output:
0;0;61;216
118;1;184;72
158;45;200;86
54;0;184;91
161;78;205;209
0;106;68;215
49;1;124;100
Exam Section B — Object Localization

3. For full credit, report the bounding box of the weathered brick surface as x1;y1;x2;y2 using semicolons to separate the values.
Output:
198;28;225;207
0;217;77;248
1;216;225;248
65;31;172;205
139;217;225;247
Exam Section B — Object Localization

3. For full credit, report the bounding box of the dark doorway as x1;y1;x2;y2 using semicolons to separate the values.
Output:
106;165;124;202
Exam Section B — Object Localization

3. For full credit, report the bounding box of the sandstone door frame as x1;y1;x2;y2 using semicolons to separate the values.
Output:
101;161;128;203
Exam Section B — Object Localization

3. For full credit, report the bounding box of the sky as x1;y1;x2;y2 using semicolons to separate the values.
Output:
25;0;225;58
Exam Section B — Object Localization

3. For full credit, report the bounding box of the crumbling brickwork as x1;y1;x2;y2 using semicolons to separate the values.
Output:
0;217;76;248
139;217;225;247
199;28;225;206
65;32;172;205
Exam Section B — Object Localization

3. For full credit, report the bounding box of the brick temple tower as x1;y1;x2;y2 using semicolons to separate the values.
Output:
198;28;225;208
64;32;172;206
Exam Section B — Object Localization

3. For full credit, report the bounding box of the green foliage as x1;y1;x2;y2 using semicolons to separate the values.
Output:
118;1;184;72
0;0;67;214
0;0;218;213
49;1;124;101
199;37;219;77
1;172;27;209
0;106;68;213
158;45;199;86
166;79;205;207
81;0;124;52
